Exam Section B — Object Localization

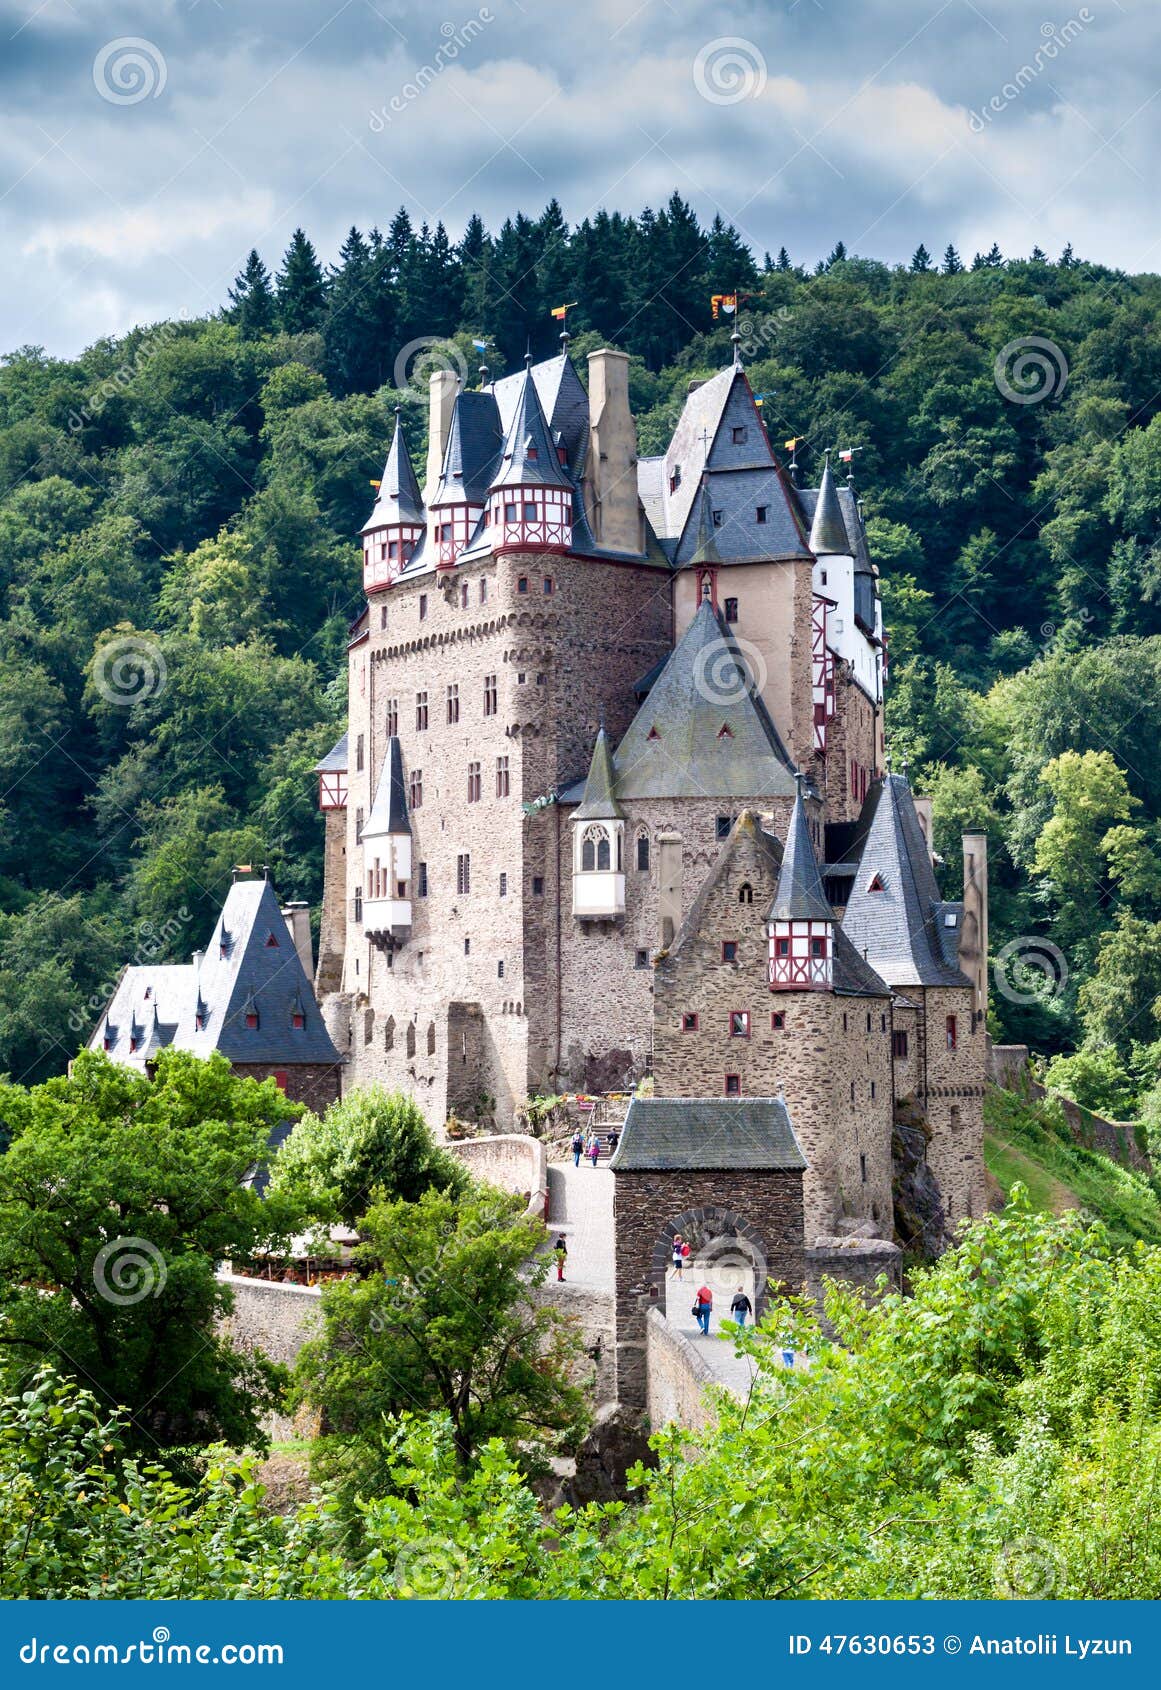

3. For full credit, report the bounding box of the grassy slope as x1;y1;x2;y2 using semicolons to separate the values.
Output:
984;1087;1161;1249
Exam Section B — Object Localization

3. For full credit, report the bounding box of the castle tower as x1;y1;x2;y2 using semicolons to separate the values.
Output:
427;388;502;571
767;775;834;990
571;727;625;919
485;354;574;554
360;736;413;947
960;829;989;1032
362;409;424;594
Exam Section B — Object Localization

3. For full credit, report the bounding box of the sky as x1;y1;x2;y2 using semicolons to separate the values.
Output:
0;0;1156;356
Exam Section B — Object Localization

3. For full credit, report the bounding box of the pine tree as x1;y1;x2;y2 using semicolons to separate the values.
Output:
458;213;495;331
826;241;848;267
1060;242;1076;267
763;250;773;273
228;249;275;339
323;226;394;396
984;242;1004;267
942;243;963;274
275;229;326;334
1030;245;1048;263
910;243;932;273
776;246;792;272
705;214;758;290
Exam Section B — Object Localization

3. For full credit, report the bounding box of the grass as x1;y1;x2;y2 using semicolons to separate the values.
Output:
984;1087;1161;1250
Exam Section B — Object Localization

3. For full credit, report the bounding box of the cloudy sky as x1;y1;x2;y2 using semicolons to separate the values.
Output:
0;0;1155;355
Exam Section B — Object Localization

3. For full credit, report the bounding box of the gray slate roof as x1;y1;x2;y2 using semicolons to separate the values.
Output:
313;731;348;774
93;878;341;1071
490;358;574;491
842;774;972;989
610;1096;806;1172
808;455;850;554
491;351;589;476
363;736;410;838
430;390;504;507
767;781;834;922
362;411;424;533
574;727;624;821
607;600;797;802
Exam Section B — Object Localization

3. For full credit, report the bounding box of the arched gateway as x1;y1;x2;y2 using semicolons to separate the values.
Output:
610;1096;808;1407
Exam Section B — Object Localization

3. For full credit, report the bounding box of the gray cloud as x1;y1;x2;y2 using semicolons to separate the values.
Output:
0;0;1155;354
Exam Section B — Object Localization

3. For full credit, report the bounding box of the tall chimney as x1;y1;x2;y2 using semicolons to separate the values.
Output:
586;349;640;554
960;830;989;1031
424;369;458;503
281;901;314;983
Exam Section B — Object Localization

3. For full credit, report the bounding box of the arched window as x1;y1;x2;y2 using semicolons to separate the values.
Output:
738;881;753;905
636;829;650;872
426;1021;436;1056
582;824;606;872
597;834;611;871
406;1022;416;1058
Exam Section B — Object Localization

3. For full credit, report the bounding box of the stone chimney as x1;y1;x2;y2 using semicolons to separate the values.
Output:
912;795;935;863
586;348;640;554
281;901;314;983
960;830;989;1031
425;368;458;503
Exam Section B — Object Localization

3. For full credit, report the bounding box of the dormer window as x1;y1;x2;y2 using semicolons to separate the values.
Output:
732;426;746;444
292;1011;305;1030
245;1010;259;1030
265;931;279;948
712;509;723;527
670;465;682;493
718;724;733;739
526;444;538;461
557;445;568;465
647;725;660;740
867;873;886;892
756;505;769;523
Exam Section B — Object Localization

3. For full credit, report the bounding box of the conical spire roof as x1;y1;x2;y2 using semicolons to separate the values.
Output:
490;356;574;491
808;452;850;555
574;727;624;821
363;737;411;839
766;776;833;922
362;410;424;532
687;476;724;569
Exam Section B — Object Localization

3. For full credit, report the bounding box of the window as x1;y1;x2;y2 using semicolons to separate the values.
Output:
729;1010;750;1038
636;830;650;871
860;1153;868;1184
416;691;428;730
716;815;733;840
384;1015;394;1051
355;732;365;772
385;698;398;736
870;1081;877;1100
532;876;544;895
669;465;682;493
380;604;388;629
517;576;529;594
722;940;738;963
447;684;460;724
498;959;505;978
418;862;428;897
946;1014;957;1051
867;872;886;892
771;1011;785;1030
725;1074;741;1097
543;576;554;594
810;936;828;958
467;761;481;802
427;1022;436;1056
419;594;428;620
409;770;423;809
732;425;746;444
464;938;470;955
499;872;508;897
892;1029;908;1059
484;674;498;716
712;509;723;527
245;1010;259;1030
522;502;537;522
738;882;753;905
406;1022;416;1057
480;578;488;602
724;596;738;623
597;834;611;871
682;1012;699;1032
354;888;363;922
460;582;469;609
355;807;365;843
635;949;649;969
756;504;768;524
881;1012;887;1032
265;931;279;948
866;1012;872;1032
457;853;471;895
775;936;789;957
440;524;452;542
718;723;733;739
292;1011;305;1030
647;725;660;740
843;1012;848;1031
496;755;510;797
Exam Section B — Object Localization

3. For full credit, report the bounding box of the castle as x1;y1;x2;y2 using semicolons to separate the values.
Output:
313;336;991;1243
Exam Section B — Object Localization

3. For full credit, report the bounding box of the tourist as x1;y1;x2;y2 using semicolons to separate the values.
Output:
571;1129;584;1167
672;1233;685;1277
588;1133;600;1167
607;1126;620;1156
554;1234;568;1282
730;1286;753;1327
693;1284;713;1335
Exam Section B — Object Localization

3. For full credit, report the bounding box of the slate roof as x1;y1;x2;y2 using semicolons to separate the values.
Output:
607;600;797;802
841;774;973;988
430;390;504;507
313;732;348;774
574;727;624;821
767;780;834;922
610;1096;806;1172
93;878;341;1071
362;410;424;532
491;351;589;476
808;455;849;554
490;357;575;491
363;736;410;838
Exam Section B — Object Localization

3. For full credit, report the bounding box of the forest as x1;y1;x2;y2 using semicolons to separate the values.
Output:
2;194;1161;1129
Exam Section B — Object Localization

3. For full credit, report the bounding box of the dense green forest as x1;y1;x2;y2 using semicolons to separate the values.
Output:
3;195;1161;1126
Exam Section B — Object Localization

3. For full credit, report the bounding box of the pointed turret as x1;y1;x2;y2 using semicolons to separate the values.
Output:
687;476;725;581
361;737;413;944
428;389;503;571
768;775;834;990
572;726;625;918
362;409;425;592
487;356;574;553
808;452;850;556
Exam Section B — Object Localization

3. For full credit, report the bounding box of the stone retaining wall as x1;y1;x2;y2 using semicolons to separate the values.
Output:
218;1272;321;1369
645;1307;719;1433
451;1132;548;1217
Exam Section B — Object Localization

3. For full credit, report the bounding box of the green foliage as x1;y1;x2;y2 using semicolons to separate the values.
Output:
0;1050;303;1447
268;1086;468;1228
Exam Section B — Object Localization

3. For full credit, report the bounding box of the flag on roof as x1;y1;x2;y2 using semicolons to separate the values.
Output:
785;436;802;451
839;447;860;463
471;338;487;353
369;478;381;490
550;301;577;320
711;293;737;318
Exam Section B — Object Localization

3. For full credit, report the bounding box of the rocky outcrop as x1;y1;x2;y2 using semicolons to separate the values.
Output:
892;1098;946;1258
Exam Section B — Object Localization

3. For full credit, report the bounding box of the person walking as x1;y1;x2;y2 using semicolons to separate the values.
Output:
554;1234;568;1282
588;1133;600;1168
672;1234;685;1278
730;1286;753;1327
607;1126;620;1157
692;1284;713;1336
571;1129;584;1168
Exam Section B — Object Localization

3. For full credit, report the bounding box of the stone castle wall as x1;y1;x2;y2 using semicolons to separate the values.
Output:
914;984;988;1222
230;1061;342;1116
823;667;880;825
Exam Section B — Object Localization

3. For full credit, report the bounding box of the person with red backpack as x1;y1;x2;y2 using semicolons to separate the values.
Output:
692;1284;713;1335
